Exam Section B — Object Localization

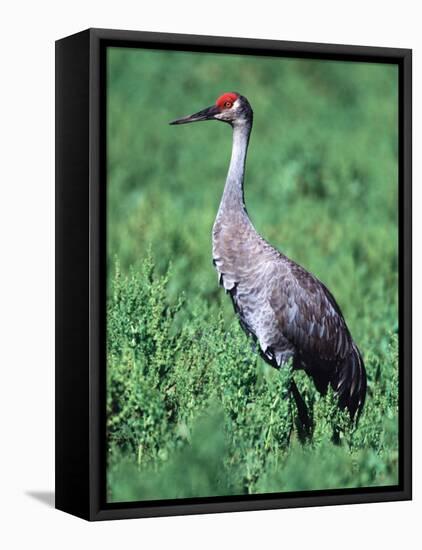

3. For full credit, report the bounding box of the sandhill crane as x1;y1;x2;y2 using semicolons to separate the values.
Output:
170;92;367;428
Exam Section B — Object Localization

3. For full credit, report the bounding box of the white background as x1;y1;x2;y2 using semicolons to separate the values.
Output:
0;1;418;548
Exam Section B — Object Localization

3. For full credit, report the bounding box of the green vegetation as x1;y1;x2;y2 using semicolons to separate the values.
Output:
106;48;399;502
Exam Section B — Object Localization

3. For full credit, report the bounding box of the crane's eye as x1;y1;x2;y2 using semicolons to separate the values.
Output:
224;101;233;108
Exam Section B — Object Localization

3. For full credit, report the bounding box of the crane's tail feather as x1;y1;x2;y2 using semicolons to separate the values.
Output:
332;343;367;419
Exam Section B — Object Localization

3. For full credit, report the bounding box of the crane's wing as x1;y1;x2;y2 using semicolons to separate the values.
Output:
269;259;353;363
268;257;366;418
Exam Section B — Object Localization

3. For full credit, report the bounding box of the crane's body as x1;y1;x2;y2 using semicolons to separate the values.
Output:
171;92;367;421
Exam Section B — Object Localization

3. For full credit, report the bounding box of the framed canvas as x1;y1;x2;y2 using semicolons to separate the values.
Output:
55;28;412;521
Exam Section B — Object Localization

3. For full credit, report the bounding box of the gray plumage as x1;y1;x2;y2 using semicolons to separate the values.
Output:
171;92;367;420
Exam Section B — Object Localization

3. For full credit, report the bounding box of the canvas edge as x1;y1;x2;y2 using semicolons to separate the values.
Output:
55;29;92;521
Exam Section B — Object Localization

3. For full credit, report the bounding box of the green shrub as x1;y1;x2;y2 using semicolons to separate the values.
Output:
107;257;398;502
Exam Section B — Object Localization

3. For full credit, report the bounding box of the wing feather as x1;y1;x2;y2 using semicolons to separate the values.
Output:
269;258;353;365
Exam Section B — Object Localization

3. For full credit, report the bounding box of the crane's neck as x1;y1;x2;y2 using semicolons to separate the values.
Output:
218;121;252;218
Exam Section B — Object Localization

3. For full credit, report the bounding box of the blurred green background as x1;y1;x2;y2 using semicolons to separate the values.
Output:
106;47;398;502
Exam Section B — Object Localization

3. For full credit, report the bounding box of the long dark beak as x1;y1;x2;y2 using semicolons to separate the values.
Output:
169;105;219;125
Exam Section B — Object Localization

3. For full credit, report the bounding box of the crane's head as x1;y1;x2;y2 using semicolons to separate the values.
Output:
169;92;253;127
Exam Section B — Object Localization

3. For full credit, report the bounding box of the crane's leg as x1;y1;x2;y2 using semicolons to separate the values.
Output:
290;379;312;439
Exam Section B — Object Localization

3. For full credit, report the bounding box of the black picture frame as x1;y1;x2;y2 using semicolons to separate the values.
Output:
55;28;412;521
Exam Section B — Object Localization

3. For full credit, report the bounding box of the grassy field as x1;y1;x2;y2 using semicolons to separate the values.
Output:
106;47;399;502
